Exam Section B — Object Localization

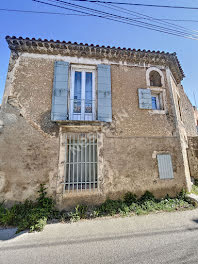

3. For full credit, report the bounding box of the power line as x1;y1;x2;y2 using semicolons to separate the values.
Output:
0;8;88;16
51;0;198;36
1;7;198;23
69;0;198;10
44;0;198;38
32;0;198;40
160;19;198;23
34;0;198;39
95;1;198;34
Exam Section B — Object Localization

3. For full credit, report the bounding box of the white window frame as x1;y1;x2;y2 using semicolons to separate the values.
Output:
146;67;165;88
70;65;96;121
151;91;164;110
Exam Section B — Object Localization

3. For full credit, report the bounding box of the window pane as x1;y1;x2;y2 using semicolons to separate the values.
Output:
85;72;92;113
74;71;81;113
152;96;157;110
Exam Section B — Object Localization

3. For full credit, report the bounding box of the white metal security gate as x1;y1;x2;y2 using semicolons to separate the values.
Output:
64;134;98;192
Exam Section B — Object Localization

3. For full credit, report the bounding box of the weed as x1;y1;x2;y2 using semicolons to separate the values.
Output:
0;189;195;232
0;184;56;233
191;185;198;195
98;199;124;216
139;191;156;202
69;204;88;222
123;192;137;206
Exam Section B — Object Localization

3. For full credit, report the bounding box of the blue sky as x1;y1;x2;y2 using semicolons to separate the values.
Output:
0;0;198;106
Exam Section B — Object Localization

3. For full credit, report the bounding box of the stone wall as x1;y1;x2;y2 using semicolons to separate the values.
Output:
187;137;198;180
0;51;194;209
179;85;197;137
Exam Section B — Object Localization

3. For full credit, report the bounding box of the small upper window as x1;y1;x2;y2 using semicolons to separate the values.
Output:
152;96;159;110
149;71;162;87
151;92;164;110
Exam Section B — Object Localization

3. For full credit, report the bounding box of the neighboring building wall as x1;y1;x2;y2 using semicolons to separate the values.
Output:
179;85;197;137
166;73;192;192
187;137;198;180
0;48;193;209
174;85;198;183
193;106;198;133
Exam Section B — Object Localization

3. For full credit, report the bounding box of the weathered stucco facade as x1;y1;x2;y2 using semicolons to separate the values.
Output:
0;36;197;209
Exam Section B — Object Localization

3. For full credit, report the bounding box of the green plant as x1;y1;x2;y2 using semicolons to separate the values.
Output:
98;199;124;216
194;179;198;187
69;204;88;222
92;209;100;218
139;191;156;202
191;184;198;195
0;188;196;231
123;192;137;206
78;204;88;219
0;184;57;233
29;217;47;232
177;189;187;200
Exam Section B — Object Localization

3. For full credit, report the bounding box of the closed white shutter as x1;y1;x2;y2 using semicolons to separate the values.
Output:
157;154;174;179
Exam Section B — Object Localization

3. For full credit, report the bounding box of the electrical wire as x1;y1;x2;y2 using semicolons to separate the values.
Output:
35;0;198;39
93;1;198;34
32;0;198;40
46;0;198;38
1;7;198;23
68;0;198;10
0;8;89;16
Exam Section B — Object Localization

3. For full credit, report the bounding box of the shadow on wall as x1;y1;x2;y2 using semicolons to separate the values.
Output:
40;110;59;137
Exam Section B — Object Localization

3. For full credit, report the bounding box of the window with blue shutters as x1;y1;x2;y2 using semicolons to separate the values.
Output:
138;88;164;110
51;62;112;122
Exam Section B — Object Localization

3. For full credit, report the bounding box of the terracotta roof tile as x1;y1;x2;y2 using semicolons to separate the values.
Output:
5;36;185;82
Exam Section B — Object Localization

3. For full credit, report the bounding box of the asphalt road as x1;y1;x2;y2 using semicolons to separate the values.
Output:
1;209;198;264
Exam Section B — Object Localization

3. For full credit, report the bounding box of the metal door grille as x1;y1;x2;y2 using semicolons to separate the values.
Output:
64;134;98;192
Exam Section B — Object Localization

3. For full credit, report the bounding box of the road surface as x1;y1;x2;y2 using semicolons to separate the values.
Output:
1;209;198;264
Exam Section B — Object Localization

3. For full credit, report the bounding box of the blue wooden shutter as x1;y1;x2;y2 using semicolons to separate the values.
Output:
97;64;112;122
138;88;152;109
51;61;69;121
157;154;174;179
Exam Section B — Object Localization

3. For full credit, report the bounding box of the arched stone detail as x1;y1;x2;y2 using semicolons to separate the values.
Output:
146;67;165;87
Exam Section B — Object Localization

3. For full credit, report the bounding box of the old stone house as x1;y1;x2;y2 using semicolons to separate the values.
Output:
0;36;197;209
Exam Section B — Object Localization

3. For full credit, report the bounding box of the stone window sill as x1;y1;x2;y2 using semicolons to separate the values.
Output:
63;189;101;198
57;120;103;127
149;110;166;115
